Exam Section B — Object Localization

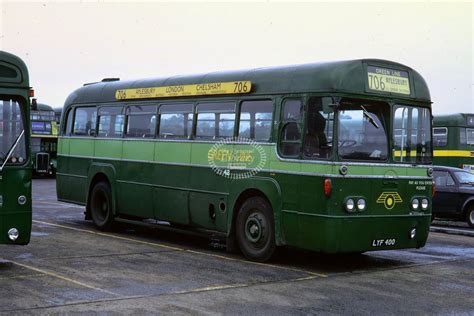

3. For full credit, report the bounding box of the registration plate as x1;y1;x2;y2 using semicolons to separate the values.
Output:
372;238;396;247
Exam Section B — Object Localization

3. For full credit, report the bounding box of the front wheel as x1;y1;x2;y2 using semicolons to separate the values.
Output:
236;197;276;262
465;205;474;228
90;181;114;231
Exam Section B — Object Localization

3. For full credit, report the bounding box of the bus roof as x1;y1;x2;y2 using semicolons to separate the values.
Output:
34;103;55;111
0;51;29;87
64;59;430;107
433;113;474;127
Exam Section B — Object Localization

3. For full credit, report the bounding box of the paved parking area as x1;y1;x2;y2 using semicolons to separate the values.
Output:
0;179;473;314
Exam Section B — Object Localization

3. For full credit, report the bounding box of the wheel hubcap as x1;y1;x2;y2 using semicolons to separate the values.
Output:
245;212;265;244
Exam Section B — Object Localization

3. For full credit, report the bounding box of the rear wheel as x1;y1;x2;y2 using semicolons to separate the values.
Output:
465;205;474;228
90;181;114;231
236;196;276;262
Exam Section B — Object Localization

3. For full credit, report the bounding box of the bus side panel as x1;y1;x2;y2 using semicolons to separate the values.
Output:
152;142;192;225
188;142;229;231
67;138;94;204
118;140;154;219
269;156;302;246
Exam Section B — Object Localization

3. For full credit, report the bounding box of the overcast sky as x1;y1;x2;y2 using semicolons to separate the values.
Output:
1;1;472;115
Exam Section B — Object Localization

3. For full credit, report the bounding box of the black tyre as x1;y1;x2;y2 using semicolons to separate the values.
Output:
90;181;114;231
465;205;474;228
236;196;276;262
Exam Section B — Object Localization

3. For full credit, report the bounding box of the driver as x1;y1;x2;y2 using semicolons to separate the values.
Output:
304;110;328;158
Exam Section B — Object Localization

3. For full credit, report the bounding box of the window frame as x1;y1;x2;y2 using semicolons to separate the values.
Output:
158;103;194;139
71;106;98;137
237;99;274;142
432;127;448;147
124;104;158;139
195;101;236;140
278;97;304;158
97;105;125;138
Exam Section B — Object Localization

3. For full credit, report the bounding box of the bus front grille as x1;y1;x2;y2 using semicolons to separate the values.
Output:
35;153;50;173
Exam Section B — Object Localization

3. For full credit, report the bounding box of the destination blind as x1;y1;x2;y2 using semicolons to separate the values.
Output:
116;81;252;100
367;66;410;95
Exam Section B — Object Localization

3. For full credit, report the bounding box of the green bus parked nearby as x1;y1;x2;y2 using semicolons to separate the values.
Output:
57;59;433;261
30;99;59;175
432;113;474;173
0;51;32;245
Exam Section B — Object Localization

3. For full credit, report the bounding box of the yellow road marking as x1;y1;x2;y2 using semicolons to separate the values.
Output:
33;220;327;278
8;260;119;297
186;250;327;277
0;273;46;280
174;283;249;294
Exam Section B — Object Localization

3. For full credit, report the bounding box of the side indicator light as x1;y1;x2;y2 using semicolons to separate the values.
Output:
29;88;35;97
432;180;436;197
324;178;331;197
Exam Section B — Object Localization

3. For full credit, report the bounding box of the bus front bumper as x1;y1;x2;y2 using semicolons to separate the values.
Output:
283;212;431;253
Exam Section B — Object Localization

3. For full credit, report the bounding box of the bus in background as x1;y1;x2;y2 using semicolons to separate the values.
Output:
30;99;58;175
0;51;32;245
432;113;474;173
54;107;62;127
57;59;433;262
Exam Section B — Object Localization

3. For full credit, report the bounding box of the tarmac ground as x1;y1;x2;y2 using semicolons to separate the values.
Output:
0;179;473;314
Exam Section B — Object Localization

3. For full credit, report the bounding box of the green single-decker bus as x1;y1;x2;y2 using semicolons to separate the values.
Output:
57;59;433;261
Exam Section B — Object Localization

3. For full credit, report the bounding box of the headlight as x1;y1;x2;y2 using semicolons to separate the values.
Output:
421;198;429;210
357;198;366;211
411;198;420;210
8;228;19;241
345;198;355;212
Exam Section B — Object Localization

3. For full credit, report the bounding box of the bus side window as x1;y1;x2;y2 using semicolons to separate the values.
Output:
125;105;157;138
279;99;302;157
432;127;448;147
158;103;193;139
466;128;474;145
304;97;332;159
196;102;235;139
238;100;273;142
73;107;97;136
98;106;124;138
64;109;73;136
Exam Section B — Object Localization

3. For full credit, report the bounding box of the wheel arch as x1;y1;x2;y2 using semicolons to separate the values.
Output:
227;177;283;246
85;163;117;219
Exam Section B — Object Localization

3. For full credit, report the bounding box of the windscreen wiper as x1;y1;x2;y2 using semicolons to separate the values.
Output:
361;105;380;129
0;130;25;172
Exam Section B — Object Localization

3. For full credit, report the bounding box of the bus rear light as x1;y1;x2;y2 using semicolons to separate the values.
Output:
324;178;331;197
29;89;34;97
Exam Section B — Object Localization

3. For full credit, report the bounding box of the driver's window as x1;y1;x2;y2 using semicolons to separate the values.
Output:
279;99;302;157
337;102;388;161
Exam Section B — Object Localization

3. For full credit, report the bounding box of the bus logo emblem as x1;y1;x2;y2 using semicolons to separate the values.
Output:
208;137;267;180
376;192;403;210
